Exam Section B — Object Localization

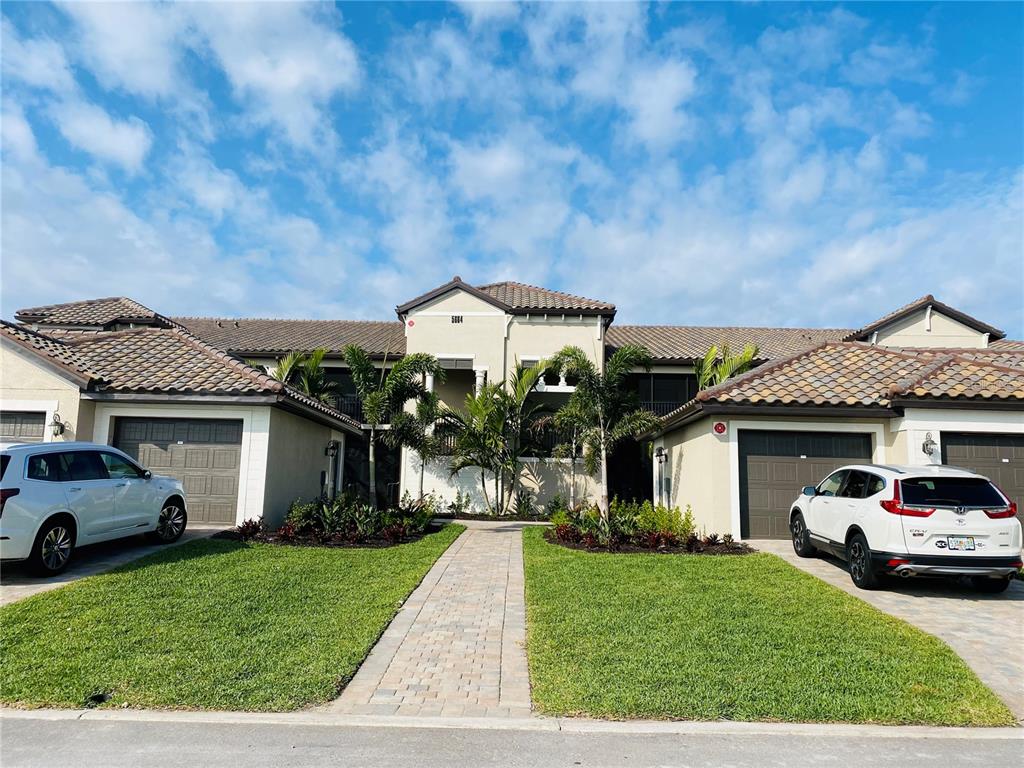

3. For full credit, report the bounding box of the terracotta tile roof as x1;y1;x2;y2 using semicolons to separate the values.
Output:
396;276;615;316
172;317;406;358
15;297;175;328
475;281;615;312
657;342;1024;432
0;321;99;383
607;325;851;362
842;294;1005;341
990;339;1024;351
2;322;360;431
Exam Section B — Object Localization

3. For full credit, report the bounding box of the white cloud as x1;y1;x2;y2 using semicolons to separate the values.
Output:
455;1;520;28
1;20;75;93
843;41;932;86
621;59;697;148
49;99;153;172
60;1;185;98
189;3;359;149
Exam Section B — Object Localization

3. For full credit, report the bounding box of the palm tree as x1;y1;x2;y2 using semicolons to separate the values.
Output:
541;398;590;510
342;345;445;509
550;344;661;516
384;391;446;500
249;348;337;405
445;360;550;515
694;343;761;390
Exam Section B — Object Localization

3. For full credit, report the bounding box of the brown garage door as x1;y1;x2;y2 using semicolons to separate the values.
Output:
1;411;46;442
113;417;243;523
942;433;1024;524
740;430;873;539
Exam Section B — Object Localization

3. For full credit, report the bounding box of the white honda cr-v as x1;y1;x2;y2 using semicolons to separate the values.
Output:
0;442;188;576
789;464;1022;592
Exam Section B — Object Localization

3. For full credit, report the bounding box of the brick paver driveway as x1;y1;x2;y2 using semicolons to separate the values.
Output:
755;539;1024;721
330;520;534;718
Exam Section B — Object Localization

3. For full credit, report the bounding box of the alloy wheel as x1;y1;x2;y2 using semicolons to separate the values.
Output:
41;526;72;571
157;505;185;541
791;517;805;552
849;541;866;582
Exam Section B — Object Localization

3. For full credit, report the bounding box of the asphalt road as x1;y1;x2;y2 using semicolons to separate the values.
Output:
1;717;1021;768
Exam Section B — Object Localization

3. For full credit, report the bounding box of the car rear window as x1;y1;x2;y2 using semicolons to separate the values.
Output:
902;477;1007;507
0;455;9;481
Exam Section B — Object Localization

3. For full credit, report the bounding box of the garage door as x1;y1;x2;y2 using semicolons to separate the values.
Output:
1;411;46;443
113;417;243;524
942;433;1024;524
740;430;873;539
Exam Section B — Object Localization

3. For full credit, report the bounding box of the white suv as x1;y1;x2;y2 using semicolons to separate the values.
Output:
789;464;1022;593
0;442;188;575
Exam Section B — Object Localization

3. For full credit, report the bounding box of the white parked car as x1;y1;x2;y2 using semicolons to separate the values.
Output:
789;464;1022;592
0;442;187;575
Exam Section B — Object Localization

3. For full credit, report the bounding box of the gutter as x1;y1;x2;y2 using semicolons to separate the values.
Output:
648;402;902;438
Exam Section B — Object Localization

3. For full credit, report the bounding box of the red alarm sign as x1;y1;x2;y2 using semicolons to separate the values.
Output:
713;421;727;435
407;320;415;327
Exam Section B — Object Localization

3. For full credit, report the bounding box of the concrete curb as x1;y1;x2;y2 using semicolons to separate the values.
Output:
2;708;1020;740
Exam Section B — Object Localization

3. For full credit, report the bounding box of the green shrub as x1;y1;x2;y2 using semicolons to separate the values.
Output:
514;489;538;517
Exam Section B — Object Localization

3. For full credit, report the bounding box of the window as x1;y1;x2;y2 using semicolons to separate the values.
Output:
817;470;847;497
61;451;109;482
28;453;67;482
0;455;9;480
451;315;463;324
839;471;869;499
101;452;144;479
901;477;1006;507
866;474;886;496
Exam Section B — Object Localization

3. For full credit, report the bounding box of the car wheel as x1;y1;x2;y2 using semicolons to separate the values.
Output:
846;533;879;590
968;576;1011;594
29;519;74;576
149;502;187;544
790;512;816;558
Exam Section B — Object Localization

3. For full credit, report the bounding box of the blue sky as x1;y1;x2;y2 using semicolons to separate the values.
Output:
2;2;1022;335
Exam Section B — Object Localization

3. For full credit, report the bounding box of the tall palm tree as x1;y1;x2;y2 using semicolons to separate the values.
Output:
384;391;446;501
551;344;660;516
540;397;590;509
342;345;444;508
694;343;761;390
446;383;506;515
249;348;337;406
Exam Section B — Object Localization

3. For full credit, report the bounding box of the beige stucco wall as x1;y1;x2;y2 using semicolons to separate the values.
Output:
660;419;733;534
263;408;334;527
505;316;605;376
874;309;988;348
0;341;91;442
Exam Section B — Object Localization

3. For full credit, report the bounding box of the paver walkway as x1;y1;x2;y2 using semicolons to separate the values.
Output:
754;539;1024;721
330;521;533;718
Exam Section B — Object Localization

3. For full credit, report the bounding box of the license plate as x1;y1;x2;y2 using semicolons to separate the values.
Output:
947;536;976;551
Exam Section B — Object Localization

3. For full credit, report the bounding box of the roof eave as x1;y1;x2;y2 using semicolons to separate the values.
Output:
652;401;902;438
0;334;93;389
890;397;1024;411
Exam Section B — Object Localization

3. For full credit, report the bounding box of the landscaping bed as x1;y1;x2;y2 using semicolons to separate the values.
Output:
214;521;450;549
0;524;463;711
522;527;1013;726
544;527;752;555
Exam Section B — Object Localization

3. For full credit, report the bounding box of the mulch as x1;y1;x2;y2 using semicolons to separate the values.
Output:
213;522;449;550
543;528;755;556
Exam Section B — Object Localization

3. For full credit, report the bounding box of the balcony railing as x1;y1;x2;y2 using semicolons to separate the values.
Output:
335;395;397;426
640;400;688;417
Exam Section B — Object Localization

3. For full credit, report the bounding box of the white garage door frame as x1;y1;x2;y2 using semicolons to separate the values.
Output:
0;399;59;443
726;420;887;540
92;403;271;525
891;408;1024;468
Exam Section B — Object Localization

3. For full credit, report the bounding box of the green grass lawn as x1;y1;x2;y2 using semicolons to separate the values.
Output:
522;528;1013;726
0;524;463;711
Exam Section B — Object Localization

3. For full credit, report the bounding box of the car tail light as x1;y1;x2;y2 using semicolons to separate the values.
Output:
984;501;1018;519
886;558;910;567
879;480;935;517
0;487;19;516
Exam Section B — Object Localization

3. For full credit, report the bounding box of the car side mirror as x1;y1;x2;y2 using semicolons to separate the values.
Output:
143;470;152;480
801;485;817;497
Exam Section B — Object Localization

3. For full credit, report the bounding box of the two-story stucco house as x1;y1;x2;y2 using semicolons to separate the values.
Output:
3;282;1022;537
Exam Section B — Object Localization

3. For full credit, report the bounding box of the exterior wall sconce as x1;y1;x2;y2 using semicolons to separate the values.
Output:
50;412;65;437
921;432;937;457
325;440;340;458
654;446;667;464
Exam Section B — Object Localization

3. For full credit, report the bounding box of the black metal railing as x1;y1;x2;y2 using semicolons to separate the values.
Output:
640;400;688;416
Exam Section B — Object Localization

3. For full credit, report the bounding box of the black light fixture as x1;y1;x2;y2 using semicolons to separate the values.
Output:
325;440;340;458
654;446;667;464
50;412;65;437
921;432;937;457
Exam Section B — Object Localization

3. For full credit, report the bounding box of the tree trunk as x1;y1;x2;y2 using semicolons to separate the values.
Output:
569;438;577;509
368;428;377;510
480;469;493;515
419;454;425;500
599;440;609;518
